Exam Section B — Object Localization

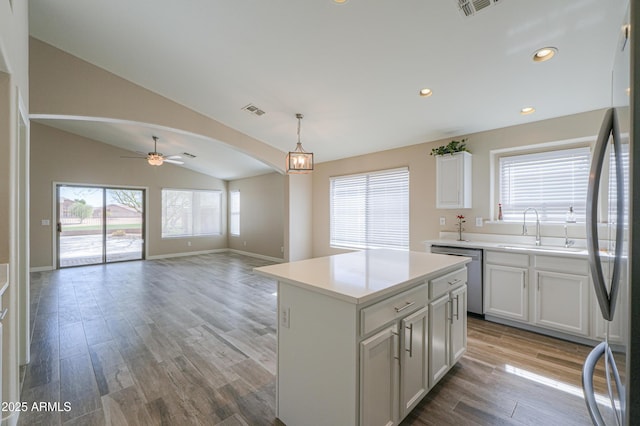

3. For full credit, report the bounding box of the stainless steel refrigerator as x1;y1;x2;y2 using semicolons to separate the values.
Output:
582;2;639;424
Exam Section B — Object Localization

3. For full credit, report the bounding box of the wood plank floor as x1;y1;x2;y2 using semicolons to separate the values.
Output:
19;252;617;425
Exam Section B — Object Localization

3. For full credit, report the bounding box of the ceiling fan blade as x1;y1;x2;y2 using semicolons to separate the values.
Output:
165;155;182;160
164;159;185;165
120;156;147;159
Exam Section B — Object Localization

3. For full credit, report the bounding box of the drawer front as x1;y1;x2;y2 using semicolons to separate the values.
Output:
486;250;529;268
360;283;428;336
429;268;467;299
534;255;588;275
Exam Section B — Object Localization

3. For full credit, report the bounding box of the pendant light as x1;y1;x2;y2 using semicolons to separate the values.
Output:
286;113;314;174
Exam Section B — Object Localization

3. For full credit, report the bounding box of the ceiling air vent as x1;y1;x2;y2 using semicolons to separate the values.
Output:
242;103;266;116
182;152;197;158
456;0;501;17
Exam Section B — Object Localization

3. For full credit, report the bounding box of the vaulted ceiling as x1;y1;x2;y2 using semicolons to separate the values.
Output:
29;0;628;179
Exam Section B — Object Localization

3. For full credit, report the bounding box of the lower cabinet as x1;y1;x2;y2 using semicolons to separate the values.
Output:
429;285;467;387
450;285;467;364
484;263;528;321
360;325;399;426
360;273;467;426
400;307;429;418
534;270;589;336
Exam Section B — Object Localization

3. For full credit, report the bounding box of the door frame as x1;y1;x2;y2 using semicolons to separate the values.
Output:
53;182;149;268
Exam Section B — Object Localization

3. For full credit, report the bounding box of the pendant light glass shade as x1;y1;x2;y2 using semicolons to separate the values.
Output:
286;113;314;174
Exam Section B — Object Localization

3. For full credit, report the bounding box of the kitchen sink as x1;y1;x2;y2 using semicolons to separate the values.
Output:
498;244;587;254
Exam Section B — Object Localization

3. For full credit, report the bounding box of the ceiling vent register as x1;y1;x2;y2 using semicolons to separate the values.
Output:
242;103;266;116
457;0;501;17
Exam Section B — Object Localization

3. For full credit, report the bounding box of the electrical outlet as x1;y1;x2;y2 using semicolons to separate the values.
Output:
41;219;50;226
243;241;247;247
475;217;483;227
187;241;192;247
439;217;446;226
280;306;290;328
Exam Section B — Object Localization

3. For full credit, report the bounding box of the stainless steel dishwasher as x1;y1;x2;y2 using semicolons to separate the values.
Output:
430;245;483;316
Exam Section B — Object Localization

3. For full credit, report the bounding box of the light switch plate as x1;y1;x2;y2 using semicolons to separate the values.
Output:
475;217;483;227
439;217;446;226
41;219;50;226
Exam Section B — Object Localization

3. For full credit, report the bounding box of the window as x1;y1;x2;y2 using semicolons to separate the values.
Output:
230;191;240;236
330;168;409;250
499;147;590;222
161;189;222;237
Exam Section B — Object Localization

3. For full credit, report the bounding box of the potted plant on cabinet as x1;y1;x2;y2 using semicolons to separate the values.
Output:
430;139;470;156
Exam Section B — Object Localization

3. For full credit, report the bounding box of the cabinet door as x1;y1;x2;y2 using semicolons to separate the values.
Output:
485;264;528;322
428;294;450;387
436;152;471;209
400;307;428;418
450;285;467;364
360;325;399;426
534;270;590;336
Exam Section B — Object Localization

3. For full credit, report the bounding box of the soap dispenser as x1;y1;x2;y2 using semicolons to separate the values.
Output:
565;206;576;223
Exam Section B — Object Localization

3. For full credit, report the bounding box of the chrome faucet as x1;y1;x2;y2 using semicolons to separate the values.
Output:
564;224;575;248
522;208;541;246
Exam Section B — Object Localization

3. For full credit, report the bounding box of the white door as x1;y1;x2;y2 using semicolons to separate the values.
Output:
535;271;589;336
428;294;450;387
400;306;428;418
450;285;467;364
485;264;528;321
360;325;399;426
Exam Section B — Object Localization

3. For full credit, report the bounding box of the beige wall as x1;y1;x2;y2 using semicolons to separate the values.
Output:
30;123;229;269
312;109;609;257
228;173;285;259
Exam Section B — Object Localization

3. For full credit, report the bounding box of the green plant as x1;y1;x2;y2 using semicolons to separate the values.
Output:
430;139;469;156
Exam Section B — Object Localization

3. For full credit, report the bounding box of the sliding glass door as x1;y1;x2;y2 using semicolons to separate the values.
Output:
57;185;145;268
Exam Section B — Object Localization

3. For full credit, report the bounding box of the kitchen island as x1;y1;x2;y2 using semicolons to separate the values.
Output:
254;249;470;426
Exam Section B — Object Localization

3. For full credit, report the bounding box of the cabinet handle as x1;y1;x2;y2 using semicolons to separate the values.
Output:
394;301;415;313
0;308;7;321
448;278;461;286
391;330;400;361
522;271;526;289
455;295;460;320
406;324;413;358
449;300;454;324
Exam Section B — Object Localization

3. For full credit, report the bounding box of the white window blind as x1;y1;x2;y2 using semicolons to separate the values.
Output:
161;189;222;237
330;168;409;250
230;191;240;236
499;147;590;222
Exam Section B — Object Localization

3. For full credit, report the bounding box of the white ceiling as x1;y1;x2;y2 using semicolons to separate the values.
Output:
28;0;628;180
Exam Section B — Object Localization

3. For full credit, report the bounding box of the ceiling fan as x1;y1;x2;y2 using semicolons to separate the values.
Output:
122;136;184;166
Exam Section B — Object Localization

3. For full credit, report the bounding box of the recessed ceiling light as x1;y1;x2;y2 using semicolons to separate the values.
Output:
333;0;348;3
532;47;558;62
520;106;536;115
419;88;433;97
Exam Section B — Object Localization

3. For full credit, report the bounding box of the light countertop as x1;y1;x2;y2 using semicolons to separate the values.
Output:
254;249;470;304
425;238;590;258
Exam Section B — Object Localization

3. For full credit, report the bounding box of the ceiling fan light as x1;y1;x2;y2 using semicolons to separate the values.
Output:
148;154;164;166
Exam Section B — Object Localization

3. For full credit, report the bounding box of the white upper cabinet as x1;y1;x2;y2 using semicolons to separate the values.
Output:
435;152;472;209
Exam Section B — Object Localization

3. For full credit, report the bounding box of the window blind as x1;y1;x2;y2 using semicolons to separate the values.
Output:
230;191;240;236
499;147;590;222
330;168;409;250
161;189;222;237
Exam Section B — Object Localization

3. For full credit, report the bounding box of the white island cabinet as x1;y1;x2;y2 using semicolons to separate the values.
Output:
254;249;470;426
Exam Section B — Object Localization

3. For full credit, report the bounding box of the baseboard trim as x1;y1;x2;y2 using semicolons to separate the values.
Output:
29;266;55;272
484;314;597;346
228;249;284;263
146;249;227;260
30;249;284;270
